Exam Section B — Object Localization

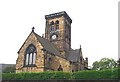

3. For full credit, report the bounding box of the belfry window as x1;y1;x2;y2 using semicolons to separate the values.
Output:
25;44;36;66
50;21;54;31
55;20;59;30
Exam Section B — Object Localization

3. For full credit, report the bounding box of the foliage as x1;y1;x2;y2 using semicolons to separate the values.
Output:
92;58;117;70
92;61;99;70
2;71;71;80
72;68;119;80
2;68;119;80
3;66;15;73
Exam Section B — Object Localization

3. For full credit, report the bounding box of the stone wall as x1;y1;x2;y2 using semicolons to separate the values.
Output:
44;52;71;72
56;56;71;72
16;31;82;73
16;32;45;73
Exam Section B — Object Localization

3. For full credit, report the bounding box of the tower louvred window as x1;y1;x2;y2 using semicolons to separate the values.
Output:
50;21;54;31
55;20;59;30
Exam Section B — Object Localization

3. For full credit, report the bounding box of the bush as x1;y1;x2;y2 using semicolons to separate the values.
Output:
72;70;100;80
2;68;120;80
72;68;119;80
2;71;71;80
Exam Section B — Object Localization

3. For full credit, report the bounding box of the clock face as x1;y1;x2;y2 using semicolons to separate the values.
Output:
52;34;57;40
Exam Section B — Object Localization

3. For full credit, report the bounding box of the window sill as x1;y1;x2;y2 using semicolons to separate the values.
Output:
23;64;36;67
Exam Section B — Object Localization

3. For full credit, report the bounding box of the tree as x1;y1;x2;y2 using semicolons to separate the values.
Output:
92;61;99;70
92;58;117;70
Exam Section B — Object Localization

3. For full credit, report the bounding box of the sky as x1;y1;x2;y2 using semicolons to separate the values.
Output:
0;0;119;66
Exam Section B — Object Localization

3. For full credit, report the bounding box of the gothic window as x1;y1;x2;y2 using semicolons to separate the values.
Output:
48;57;52;61
58;65;63;71
50;21;54;31
72;70;74;72
55;20;59;30
24;44;36;66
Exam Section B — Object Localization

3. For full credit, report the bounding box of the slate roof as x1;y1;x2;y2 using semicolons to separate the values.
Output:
35;32;82;62
18;30;82;62
67;49;83;62
34;32;83;63
34;33;60;56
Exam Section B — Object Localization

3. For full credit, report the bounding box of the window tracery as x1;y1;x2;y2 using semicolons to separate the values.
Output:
24;44;36;66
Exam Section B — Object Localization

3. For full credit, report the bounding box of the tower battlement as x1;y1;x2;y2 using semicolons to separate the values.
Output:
45;11;72;23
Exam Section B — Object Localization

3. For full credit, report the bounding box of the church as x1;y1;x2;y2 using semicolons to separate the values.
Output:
16;11;88;73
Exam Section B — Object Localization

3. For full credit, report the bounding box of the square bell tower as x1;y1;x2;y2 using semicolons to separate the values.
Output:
45;11;72;58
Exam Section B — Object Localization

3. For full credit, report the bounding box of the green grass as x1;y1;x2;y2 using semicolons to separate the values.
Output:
2;68;120;80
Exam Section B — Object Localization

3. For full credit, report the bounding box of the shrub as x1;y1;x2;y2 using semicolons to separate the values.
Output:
2;68;120;80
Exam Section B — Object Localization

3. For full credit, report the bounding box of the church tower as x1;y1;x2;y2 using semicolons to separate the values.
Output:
45;11;72;58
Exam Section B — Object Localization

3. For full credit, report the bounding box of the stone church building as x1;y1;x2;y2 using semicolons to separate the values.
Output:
16;11;88;73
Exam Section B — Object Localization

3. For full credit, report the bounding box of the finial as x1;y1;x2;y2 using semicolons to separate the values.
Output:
85;57;88;61
32;27;35;32
42;34;44;38
80;45;81;48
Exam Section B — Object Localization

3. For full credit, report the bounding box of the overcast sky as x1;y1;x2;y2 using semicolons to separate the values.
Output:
0;0;119;66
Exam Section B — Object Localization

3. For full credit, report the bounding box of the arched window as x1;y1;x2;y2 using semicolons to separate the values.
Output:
24;44;36;66
50;21;54;31
58;65;63;71
55;20;59;30
72;70;74;72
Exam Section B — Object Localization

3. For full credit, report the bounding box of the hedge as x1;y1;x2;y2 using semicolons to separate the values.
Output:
72;68;119;80
2;68;120;80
